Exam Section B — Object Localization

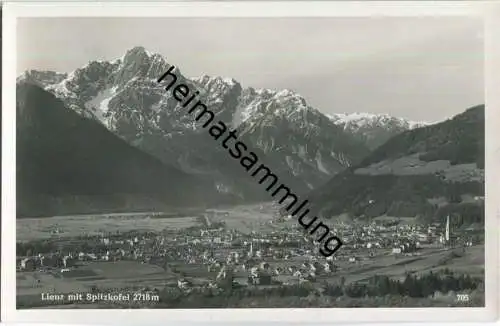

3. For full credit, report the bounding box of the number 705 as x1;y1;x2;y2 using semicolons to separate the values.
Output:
457;294;470;302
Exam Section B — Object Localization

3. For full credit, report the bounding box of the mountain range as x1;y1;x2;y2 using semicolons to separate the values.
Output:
327;112;428;150
308;105;485;226
17;46;483;221
17;47;428;201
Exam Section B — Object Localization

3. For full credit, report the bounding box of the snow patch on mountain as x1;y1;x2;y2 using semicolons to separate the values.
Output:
84;86;118;127
46;79;76;99
315;151;331;175
285;156;301;176
193;74;238;88
327;112;429;130
325;112;432;149
297;145;308;161
331;151;350;167
110;54;125;65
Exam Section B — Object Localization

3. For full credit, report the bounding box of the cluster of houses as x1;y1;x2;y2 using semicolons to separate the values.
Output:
18;253;75;272
17;215;477;292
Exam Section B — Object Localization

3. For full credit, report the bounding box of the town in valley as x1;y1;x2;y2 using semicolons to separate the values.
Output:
16;202;485;308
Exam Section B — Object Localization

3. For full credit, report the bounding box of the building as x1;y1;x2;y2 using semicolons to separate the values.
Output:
445;215;450;244
21;258;35;271
392;247;402;254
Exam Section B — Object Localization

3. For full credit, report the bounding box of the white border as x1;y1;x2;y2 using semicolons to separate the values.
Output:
2;1;499;324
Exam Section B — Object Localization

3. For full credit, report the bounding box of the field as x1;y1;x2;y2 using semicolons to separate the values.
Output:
16;260;182;308
16;203;277;241
206;203;277;233
17;261;175;302
373;215;419;225
324;245;484;284
17;213;201;241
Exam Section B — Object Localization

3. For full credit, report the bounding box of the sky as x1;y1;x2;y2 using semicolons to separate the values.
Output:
17;17;484;122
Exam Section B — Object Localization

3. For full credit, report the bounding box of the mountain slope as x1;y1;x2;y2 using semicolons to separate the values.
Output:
307;105;485;227
16;83;217;217
236;88;369;189
18;46;370;200
327;112;429;150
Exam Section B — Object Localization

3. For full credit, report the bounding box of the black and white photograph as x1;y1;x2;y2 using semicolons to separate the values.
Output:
2;1;499;324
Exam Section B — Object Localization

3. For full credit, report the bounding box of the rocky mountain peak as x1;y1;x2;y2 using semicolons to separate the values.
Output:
123;46;151;62
192;74;242;102
328;112;428;130
112;47;169;86
17;70;68;88
18;45;373;199
194;74;239;88
326;112;432;150
234;87;319;131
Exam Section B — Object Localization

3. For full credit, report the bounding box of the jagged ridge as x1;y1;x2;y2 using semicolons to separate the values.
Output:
18;46;373;200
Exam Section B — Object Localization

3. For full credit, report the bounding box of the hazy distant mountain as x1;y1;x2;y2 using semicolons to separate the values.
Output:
17;70;67;88
327;112;430;150
16;83;222;217
18;46;370;200
308;105;485;227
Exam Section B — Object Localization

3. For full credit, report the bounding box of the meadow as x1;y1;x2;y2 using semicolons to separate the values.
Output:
17;213;201;242
17;260;175;307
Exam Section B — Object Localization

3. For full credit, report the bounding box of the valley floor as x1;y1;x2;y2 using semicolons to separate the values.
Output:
16;203;485;309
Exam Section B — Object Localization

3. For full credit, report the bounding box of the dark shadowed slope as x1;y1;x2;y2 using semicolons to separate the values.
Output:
16;83;213;217
307;105;485;227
